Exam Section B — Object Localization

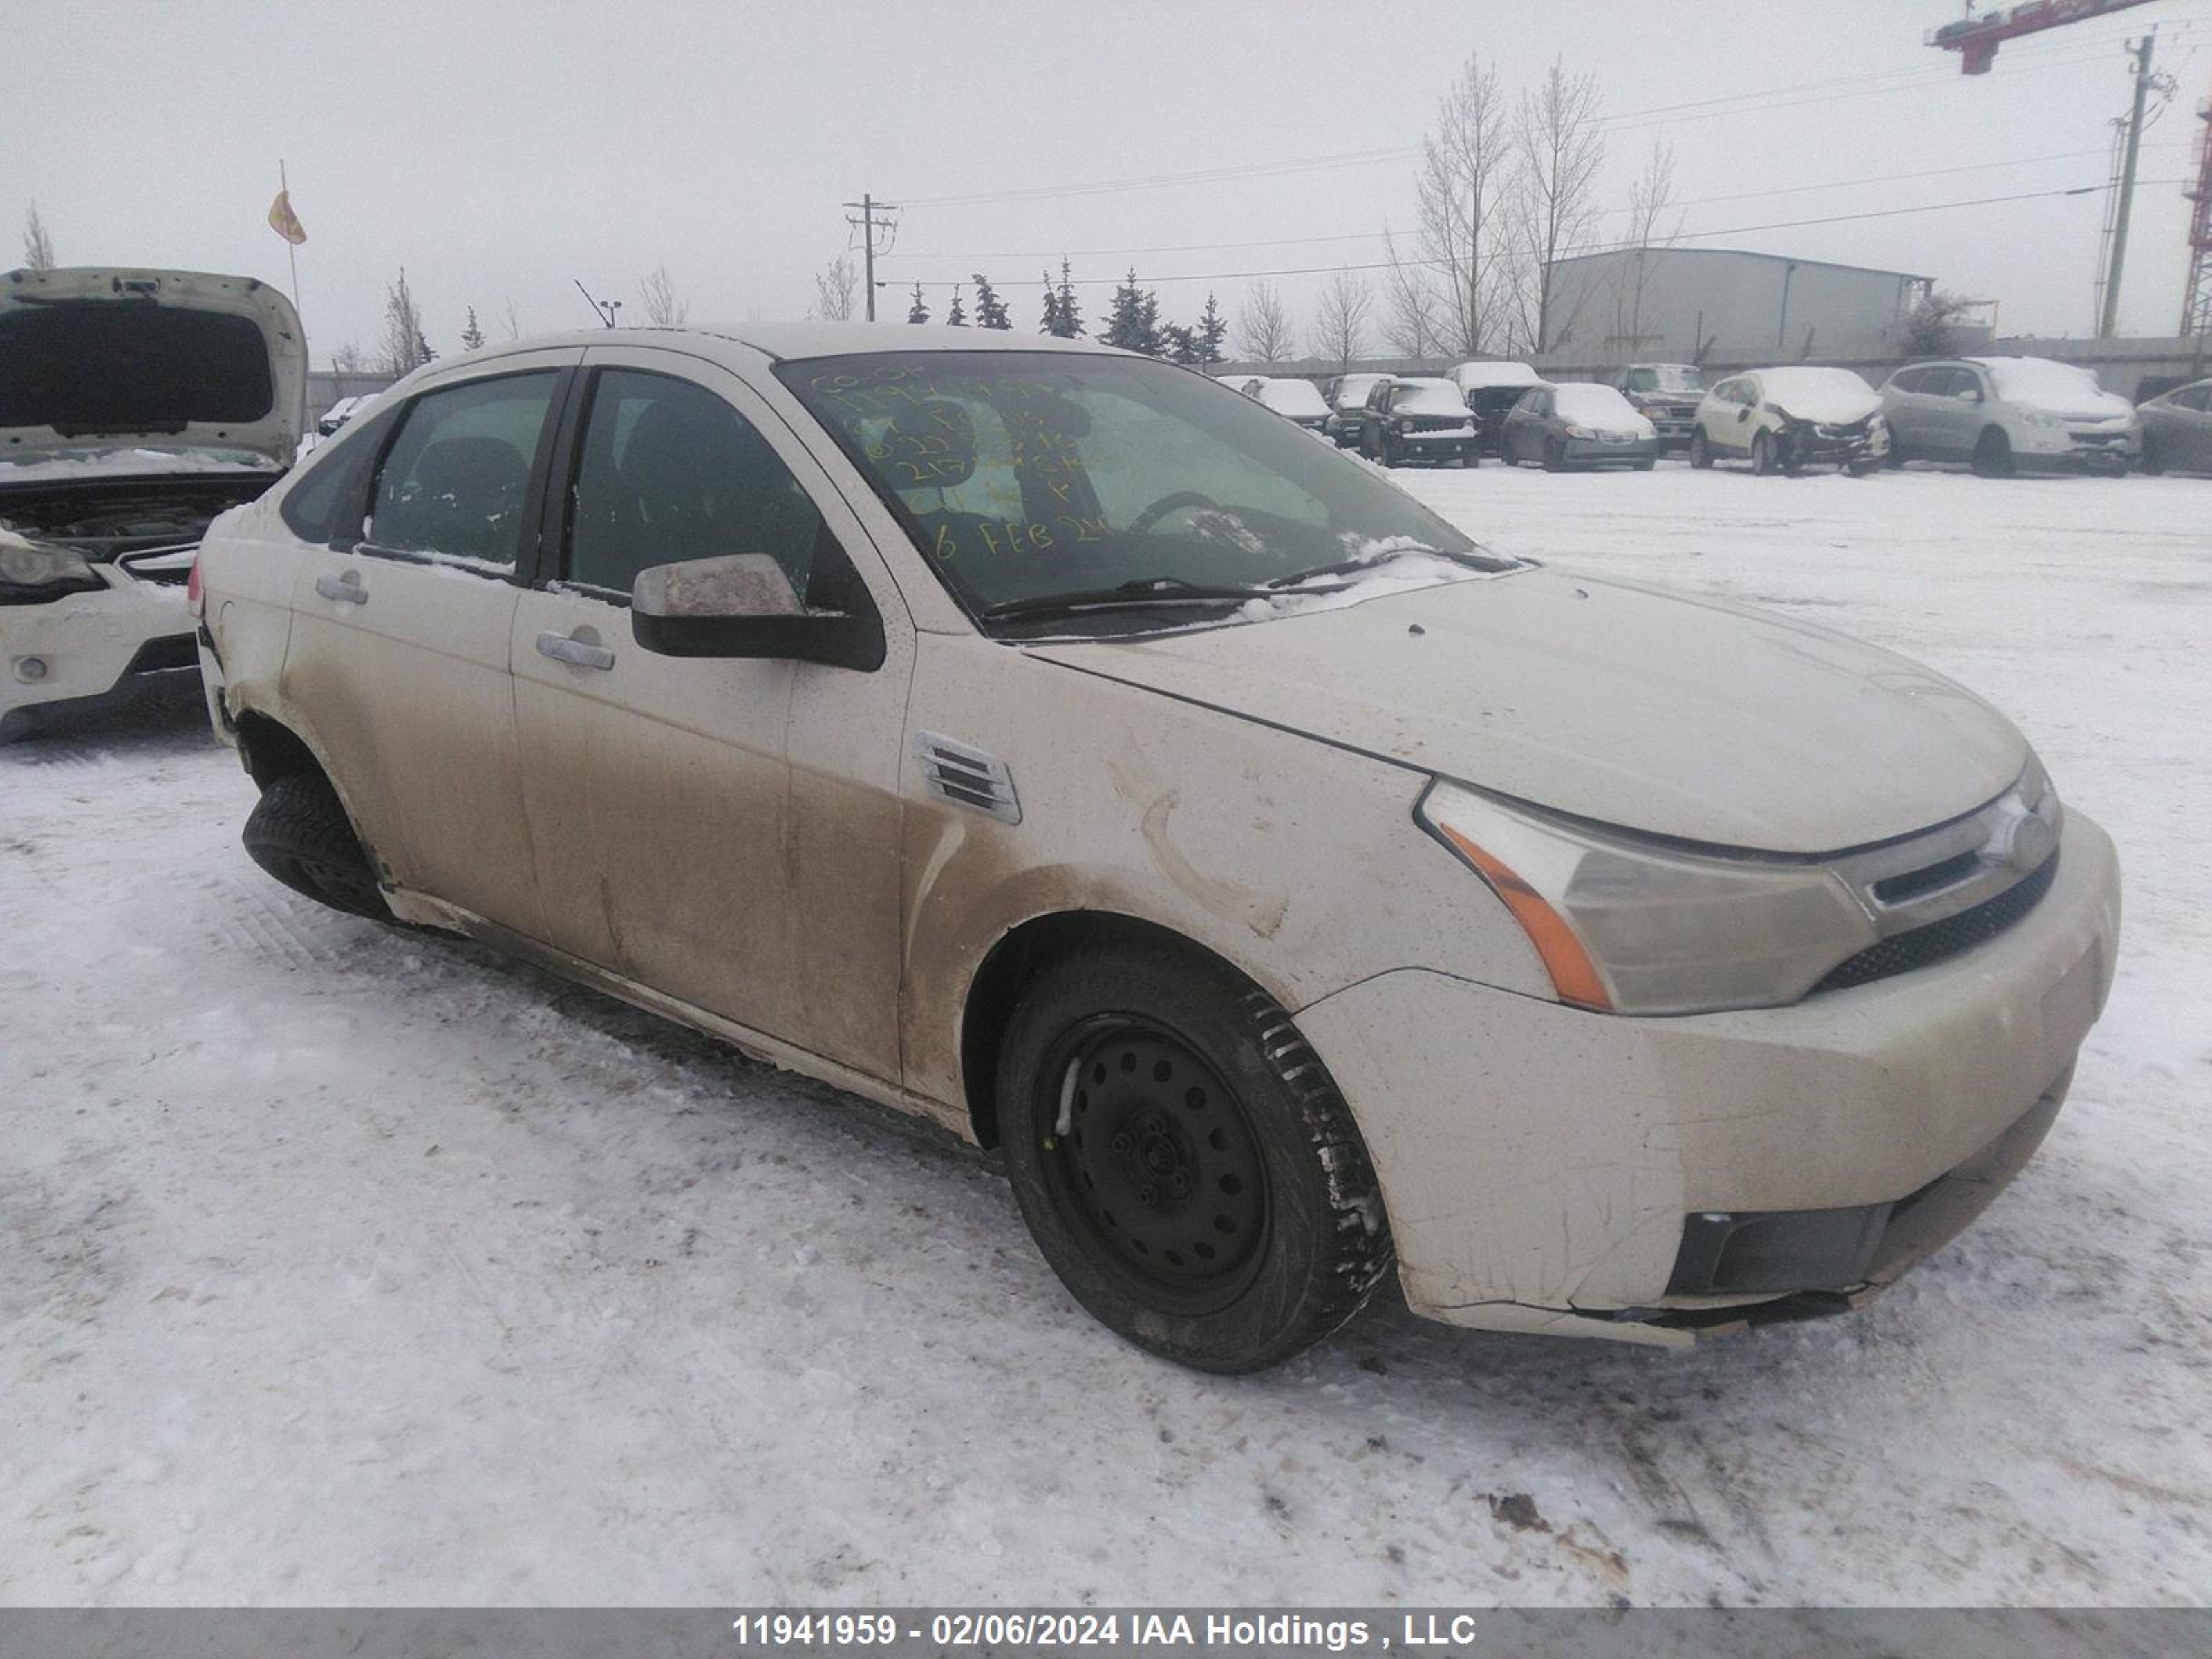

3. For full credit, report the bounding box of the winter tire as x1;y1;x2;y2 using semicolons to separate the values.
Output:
242;771;392;921
997;941;1393;1373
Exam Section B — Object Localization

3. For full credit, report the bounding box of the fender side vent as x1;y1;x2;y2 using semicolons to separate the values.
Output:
915;731;1020;825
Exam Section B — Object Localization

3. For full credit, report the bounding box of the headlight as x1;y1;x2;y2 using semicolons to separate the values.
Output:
1563;424;1595;440
0;539;104;605
1418;779;1880;1015
1396;418;1414;433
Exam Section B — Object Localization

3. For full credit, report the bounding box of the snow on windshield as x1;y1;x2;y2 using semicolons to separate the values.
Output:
1978;358;2132;418
1754;368;1880;422
1255;379;1329;418
1552;384;1647;428
1394;381;1472;418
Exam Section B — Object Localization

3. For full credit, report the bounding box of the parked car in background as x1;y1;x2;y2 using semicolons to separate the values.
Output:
317;395;368;437
2136;377;2212;476
1691;367;1888;476
1878;356;2138;477
1450;360;1546;456
1232;375;1333;434
193;322;2119;1371
1353;376;1481;467
1;265;303;741
1613;363;1707;451
1499;382;1658;471
1322;372;1393;446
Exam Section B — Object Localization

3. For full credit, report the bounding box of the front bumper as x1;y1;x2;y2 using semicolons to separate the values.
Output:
1393;426;1480;462
0;570;198;741
2015;427;2139;474
1295;810;2120;1345
1562;435;1662;467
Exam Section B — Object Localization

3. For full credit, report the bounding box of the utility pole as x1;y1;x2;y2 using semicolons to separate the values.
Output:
842;194;899;322
2099;32;2157;339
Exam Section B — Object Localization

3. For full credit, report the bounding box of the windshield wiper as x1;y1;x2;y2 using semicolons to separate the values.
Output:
982;575;1273;624
1264;544;1515;590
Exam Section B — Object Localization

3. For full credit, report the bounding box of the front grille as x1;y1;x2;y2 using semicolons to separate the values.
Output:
1814;852;2059;994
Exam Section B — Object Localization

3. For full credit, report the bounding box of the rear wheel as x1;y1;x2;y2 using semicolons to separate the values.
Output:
1972;427;2016;479
1689;428;1713;470
241;771;391;921
997;942;1393;1373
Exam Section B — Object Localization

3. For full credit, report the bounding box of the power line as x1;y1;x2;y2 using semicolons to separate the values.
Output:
886;144;2194;264
901;182;2184;290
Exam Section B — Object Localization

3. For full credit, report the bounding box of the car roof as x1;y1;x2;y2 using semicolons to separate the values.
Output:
453;321;1139;368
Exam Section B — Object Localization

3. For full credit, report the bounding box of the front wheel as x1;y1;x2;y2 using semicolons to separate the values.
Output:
1541;438;1566;473
1752;429;1779;476
997;943;1394;1373
1689;429;1713;469
1972;427;2016;479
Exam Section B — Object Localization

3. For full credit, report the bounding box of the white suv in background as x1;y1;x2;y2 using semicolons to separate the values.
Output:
1;266;303;740
191;324;2119;1372
1879;355;2139;476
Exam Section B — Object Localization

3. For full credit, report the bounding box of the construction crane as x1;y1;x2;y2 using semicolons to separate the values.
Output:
2185;96;2212;335
1928;0;2157;74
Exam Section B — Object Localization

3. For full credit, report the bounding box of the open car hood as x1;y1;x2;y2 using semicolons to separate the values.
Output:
1027;568;2025;855
1;267;306;470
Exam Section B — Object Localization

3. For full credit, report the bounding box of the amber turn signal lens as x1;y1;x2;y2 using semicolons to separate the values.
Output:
1435;823;1614;1012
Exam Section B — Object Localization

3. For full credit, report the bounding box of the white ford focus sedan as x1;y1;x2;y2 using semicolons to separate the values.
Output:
191;325;2120;1371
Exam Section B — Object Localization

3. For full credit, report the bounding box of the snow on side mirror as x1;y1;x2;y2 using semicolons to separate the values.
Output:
631;553;885;671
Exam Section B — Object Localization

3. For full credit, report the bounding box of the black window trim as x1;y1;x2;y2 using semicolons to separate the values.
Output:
345;364;578;585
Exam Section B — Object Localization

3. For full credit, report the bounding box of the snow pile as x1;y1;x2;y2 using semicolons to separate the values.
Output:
1754;368;1881;424
1976;357;2134;420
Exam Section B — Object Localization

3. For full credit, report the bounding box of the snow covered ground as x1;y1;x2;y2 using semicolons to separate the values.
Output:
3;460;2208;1607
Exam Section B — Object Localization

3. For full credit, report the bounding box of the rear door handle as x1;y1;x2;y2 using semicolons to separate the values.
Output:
315;572;368;605
536;630;615;671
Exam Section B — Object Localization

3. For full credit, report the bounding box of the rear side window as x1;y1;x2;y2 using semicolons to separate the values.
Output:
366;372;558;568
279;410;394;545
564;368;830;601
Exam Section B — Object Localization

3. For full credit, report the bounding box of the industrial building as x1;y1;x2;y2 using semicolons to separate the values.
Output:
1542;247;1936;364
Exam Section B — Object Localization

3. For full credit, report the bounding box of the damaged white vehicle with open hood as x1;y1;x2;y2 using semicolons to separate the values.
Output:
1;266;303;741
192;325;2119;1371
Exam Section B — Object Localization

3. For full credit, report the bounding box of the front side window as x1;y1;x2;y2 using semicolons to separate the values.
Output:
367;372;557;568
564;368;828;600
778;351;1490;624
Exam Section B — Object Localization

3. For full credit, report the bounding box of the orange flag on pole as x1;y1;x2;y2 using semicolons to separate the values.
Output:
268;189;306;246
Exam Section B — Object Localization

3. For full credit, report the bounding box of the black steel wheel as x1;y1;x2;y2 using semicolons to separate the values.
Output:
997;940;1393;1372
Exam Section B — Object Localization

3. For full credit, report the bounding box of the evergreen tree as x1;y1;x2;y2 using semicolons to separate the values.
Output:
1160;323;1200;364
460;306;486;351
946;283;967;326
1103;269;1161;354
907;282;930;324
1194;292;1228;364
971;272;1011;330
1056;258;1084;337
1039;269;1062;336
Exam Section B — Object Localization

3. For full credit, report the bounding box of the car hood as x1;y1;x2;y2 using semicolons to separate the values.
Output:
1026;568;2025;854
1;266;306;468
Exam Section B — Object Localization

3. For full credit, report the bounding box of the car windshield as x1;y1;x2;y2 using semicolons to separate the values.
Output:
1627;366;1703;393
1392;380;1469;418
1553;384;1642;425
779;351;1492;624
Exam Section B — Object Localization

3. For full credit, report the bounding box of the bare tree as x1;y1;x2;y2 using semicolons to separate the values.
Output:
379;268;433;376
1307;270;1374;371
22;202;56;269
1508;57;1606;353
639;261;688;327
813;255;858;322
1415;54;1515;356
1232;279;1294;362
1610;140;1681;354
331;340;366;373
1379;227;1445;360
1905;289;1977;357
499;297;523;341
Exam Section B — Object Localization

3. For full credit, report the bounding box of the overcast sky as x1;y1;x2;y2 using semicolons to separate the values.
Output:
10;0;2211;362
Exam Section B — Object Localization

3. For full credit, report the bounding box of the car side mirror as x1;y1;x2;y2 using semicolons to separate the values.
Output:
1957;386;1983;404
631;552;885;671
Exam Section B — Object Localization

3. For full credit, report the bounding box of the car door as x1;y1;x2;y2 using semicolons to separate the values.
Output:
1882;366;1932;455
2167;384;2212;470
282;355;575;935
1712;378;1754;452
507;345;912;1082
1507;388;1545;460
1931;366;1988;462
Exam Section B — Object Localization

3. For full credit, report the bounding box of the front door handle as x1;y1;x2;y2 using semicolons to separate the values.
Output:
536;630;615;671
315;571;368;605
